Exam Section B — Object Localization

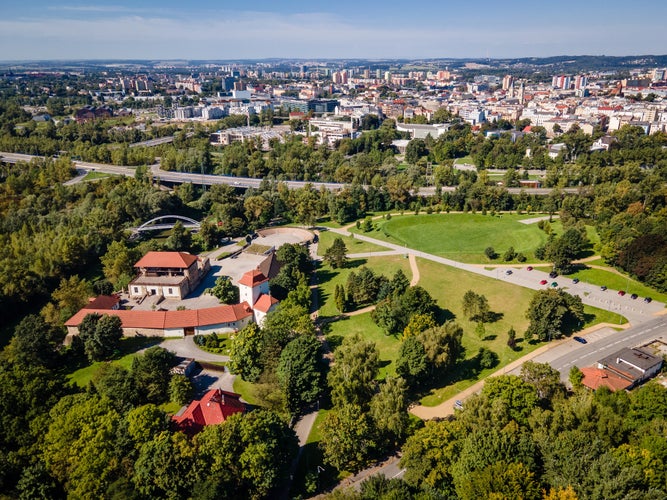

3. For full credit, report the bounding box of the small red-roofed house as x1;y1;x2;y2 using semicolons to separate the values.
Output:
84;295;121;310
580;367;632;392
172;389;245;435
129;251;210;300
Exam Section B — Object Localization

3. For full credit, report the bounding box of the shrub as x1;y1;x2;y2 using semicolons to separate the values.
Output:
485;247;498;260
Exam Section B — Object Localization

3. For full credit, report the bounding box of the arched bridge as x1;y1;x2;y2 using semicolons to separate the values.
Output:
131;215;201;237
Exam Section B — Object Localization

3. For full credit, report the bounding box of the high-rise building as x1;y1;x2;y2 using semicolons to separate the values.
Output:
502;75;514;91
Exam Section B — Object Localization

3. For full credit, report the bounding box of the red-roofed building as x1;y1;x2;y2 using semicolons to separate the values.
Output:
237;269;277;325
64;303;253;338
84;295;121;310
172;389;245;435
129;251;210;300
580;367;633;392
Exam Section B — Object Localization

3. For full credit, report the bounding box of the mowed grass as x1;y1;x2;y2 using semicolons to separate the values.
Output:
316;255;412;318
315;230;386;257
353;213;552;263
67;337;162;387
325;313;401;380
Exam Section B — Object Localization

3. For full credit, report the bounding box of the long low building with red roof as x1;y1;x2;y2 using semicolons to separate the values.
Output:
65;302;253;338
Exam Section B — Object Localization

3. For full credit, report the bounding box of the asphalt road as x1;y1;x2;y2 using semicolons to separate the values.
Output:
518;314;667;382
1;151;578;194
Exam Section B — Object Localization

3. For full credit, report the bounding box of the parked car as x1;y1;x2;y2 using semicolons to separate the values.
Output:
631;293;638;300
540;280;548;285
572;278;580;284
505;269;513;275
601;286;607;291
618;290;626;296
644;297;653;303
551;282;559;287
549;271;558;278
573;336;587;344
454;400;464;410
526;266;533;271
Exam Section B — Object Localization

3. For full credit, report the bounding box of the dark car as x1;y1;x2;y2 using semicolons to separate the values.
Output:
618;290;626;296
573;336;587;344
549;271;558;279
600;286;607;291
454;400;464;410
572;278;580;284
551;281;559;287
631;293;638;300
505;269;513;275
644;297;653;303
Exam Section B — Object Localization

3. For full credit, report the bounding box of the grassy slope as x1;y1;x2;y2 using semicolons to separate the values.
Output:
353;213;552;263
315;230;386;257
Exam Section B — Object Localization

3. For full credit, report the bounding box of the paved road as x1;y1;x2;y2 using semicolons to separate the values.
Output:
1;151;578;195
159;335;230;362
517;314;667;383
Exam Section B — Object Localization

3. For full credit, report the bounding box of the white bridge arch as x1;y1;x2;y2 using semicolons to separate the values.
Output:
133;215;201;235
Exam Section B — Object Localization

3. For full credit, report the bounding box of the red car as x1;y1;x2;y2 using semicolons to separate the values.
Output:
618;290;626;296
540;280;548;285
527;266;533;271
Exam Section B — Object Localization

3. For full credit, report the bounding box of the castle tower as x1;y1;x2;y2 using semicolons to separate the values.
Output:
237;269;269;307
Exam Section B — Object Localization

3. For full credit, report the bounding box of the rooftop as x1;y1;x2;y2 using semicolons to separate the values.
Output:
134;251;198;269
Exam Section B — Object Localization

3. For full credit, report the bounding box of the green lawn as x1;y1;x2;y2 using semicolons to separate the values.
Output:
316;255;412;318
351;213;554;263
83;171;115;181
454;155;474;165
67;337;164;387
324;313;401;379
232;377;263;406
315;230;386;257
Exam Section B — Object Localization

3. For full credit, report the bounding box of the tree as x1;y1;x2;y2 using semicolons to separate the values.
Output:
485;246;498;260
390;269;410;296
42;275;92;327
507;326;517;350
169;374;194;405
362;216;374;232
319;404;377;473
164;220;192;251
78;313;123;362
417;322;464;374
125;404;169;448
229;323;264;382
525;289;585;342
195;409;298;498
133;430;198;499
370;377;410;448
405;138;428;165
520;361;565;403
277;334;326;415
328;334;379;407
207;275;239;304
503;246;517;262
324;237;348;269
101;240;138;290
461;290;490;322
334;284;346;313
455;461;541;500
396;336;429;386
131;347;176;404
477;347;499;370
7;314;62;367
92;363;139;411
481;375;539;426
402;312;437;340
569;366;584;390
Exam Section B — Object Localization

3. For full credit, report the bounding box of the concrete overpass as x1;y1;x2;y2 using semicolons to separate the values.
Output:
0;151;579;195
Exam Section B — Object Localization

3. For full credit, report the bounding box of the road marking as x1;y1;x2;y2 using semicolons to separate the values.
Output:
390;468;406;479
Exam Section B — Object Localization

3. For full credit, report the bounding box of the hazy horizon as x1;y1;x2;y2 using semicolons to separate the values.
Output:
2;0;666;61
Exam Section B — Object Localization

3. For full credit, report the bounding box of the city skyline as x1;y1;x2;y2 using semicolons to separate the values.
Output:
1;0;667;61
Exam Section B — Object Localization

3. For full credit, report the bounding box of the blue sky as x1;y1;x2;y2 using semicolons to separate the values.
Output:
1;1;666;61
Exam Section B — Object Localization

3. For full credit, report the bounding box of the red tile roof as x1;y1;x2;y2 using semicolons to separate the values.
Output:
254;294;278;313
134;251;198;269
238;269;268;287
172;389;245;434
580;367;632;392
64;303;253;330
84;295;120;310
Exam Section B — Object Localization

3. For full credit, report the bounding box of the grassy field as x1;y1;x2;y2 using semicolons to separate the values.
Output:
83;171;115;181
316;255;412;318
351;213;553;263
67;337;161;387
454;155;474;165
315;230;386;257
